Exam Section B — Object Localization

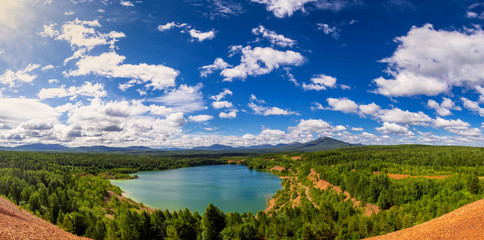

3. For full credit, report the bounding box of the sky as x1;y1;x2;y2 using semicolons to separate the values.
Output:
0;0;483;148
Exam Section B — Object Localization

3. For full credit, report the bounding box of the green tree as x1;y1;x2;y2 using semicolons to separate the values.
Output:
201;203;226;240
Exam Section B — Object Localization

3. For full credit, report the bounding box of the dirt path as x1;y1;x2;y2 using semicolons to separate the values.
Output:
365;199;484;240
309;169;380;216
0;196;90;240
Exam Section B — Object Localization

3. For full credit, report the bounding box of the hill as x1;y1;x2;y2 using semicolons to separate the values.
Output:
366;198;484;240
0;196;89;240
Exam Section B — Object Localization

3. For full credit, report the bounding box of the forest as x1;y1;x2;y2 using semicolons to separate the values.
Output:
0;145;482;239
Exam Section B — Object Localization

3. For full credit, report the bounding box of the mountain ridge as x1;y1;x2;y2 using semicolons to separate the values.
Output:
0;137;361;153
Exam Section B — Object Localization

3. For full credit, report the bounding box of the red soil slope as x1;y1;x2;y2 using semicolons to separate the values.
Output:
0;196;90;240
366;198;484;240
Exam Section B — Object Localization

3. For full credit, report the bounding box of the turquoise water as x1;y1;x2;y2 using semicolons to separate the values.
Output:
110;165;282;213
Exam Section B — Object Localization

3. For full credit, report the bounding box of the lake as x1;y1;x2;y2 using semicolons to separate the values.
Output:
110;165;282;213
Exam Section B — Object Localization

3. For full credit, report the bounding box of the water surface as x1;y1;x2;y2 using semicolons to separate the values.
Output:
111;165;281;213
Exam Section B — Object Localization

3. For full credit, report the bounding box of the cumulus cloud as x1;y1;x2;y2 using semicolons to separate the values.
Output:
302;74;337;91
120;0;134;7
67;52;179;91
219;46;304;81
157;22;188;31
461;97;484;116
149;84;206;113
433;117;482;137
38;82;107;100
249;95;298;116
210;89;233;101
252;25;296;47
212;101;234;109
376;122;413;135
0;64;40;88
189;115;214;122
377;108;431;126
219;109;238;119
427;97;461;116
39;18;125;51
326;97;358;113
289;119;332;136
157;22;215;42
374;24;484;97
189;29;216;42
351;127;363;131
0;97;60;128
250;0;347;18
200;58;230;77
358;102;380;115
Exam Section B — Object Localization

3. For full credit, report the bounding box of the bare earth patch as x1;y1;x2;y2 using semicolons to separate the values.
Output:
291;156;302;160
0;196;90;240
365;199;484;240
270;166;286;172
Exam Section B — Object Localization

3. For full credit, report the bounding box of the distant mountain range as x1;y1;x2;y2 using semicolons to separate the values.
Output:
0;137;361;153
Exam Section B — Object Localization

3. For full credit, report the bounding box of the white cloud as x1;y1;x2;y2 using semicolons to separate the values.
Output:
289;119;332;136
461;97;484;116
302;74;337;91
466;3;484;20
376;122;413;135
219;109;238;119
149;105;177;116
48;79;59;84
0;64;40;88
374;24;484;97
210;89;233;101
200;58;230;77
317;23;340;39
427;97;461;116
358;102;380;115
0;97;60;128
433;117;470;129
432;117;482;137
157;22;188;32
67;52;179;90
149;84;206;113
326;97;358;113
38;82;107;100
41;65;54;71
251;0;316;18
476;86;484;103
64;11;75;16
157;22;215;42
334;125;346;131
120;0;134;7
351;127;363;131
220;46;304;81
189;115;214;122
189;29;216;42
377;108;431;126
252;25;296;47
249;95;298;116
212;101;234;109
250;0;346;18
39;18;126;50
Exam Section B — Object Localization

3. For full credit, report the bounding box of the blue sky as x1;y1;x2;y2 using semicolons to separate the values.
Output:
0;0;483;148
